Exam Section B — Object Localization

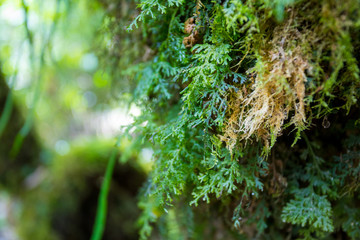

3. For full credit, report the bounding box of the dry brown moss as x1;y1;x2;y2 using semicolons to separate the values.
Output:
221;0;360;154
221;15;314;153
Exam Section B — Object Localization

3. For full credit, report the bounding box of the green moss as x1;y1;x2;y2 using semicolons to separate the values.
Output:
100;0;360;239
17;139;146;240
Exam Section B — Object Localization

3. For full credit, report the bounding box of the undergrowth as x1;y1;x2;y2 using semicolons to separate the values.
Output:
99;0;360;239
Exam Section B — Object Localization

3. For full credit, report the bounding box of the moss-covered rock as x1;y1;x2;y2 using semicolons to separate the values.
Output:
17;140;146;240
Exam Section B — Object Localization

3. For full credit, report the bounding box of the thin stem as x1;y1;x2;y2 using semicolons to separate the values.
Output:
90;139;121;240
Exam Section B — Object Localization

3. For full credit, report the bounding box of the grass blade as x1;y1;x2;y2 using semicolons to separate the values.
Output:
90;141;119;240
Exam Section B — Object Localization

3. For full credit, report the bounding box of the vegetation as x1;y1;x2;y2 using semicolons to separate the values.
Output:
100;0;360;239
0;0;359;239
18;140;146;240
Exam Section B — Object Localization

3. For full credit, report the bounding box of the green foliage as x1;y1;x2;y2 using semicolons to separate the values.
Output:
282;190;334;232
99;0;360;239
90;140;119;240
17;139;145;240
341;206;360;239
128;0;185;30
2;0;358;238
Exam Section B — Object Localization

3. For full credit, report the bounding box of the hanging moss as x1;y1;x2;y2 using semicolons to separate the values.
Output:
100;0;360;239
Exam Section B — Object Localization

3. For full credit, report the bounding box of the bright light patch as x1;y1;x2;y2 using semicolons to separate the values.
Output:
55;140;70;155
80;53;98;72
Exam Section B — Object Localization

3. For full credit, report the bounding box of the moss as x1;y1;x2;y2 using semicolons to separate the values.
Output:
99;0;360;238
17;140;146;240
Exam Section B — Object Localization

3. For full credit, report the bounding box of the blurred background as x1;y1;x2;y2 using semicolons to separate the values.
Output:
0;0;150;239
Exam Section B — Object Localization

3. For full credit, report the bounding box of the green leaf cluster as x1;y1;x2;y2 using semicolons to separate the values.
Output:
99;0;360;239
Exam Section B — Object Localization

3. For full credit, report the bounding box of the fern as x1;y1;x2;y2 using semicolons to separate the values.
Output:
99;0;360;238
